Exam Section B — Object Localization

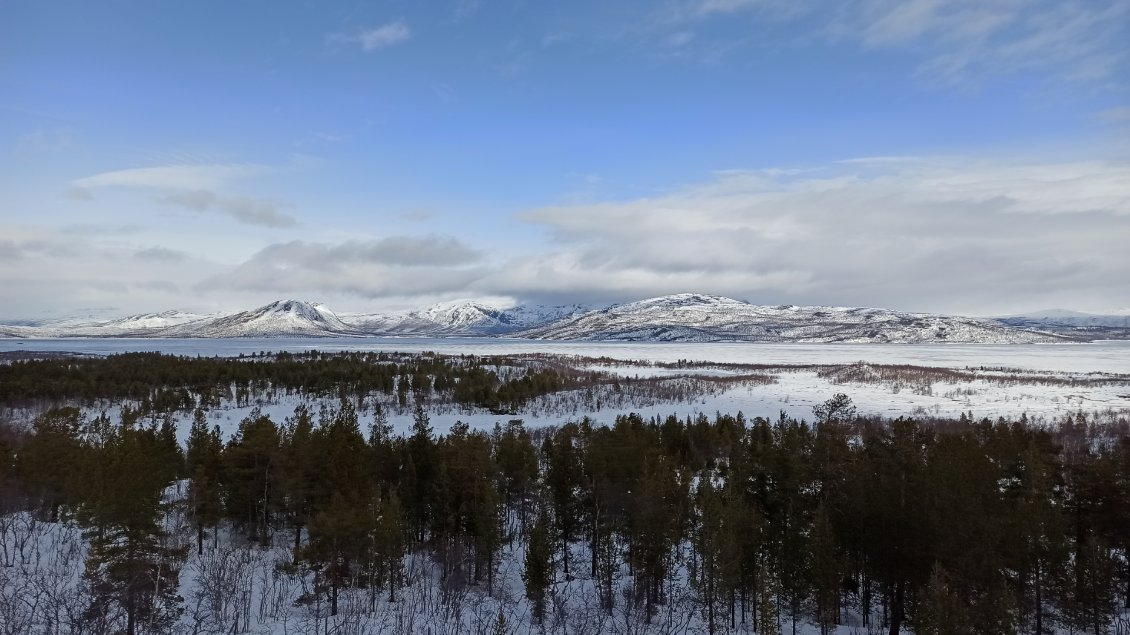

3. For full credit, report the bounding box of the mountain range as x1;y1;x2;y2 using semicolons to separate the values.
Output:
3;294;1121;343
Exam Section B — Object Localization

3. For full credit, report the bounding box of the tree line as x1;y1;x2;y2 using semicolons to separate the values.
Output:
0;351;590;413
2;391;1129;634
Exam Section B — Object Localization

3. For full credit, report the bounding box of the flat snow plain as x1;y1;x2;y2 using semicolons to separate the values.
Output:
3;338;1127;438
3;337;1128;372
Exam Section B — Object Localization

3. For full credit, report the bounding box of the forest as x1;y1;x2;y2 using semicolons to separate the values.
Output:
1;352;1129;634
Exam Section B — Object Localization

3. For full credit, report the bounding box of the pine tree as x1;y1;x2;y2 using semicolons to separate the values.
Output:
301;492;371;616
544;423;584;577
628;455;680;618
915;564;971;635
810;503;841;635
186;409;223;555
756;562;781;635
523;503;555;625
81;420;185;635
280;404;317;551
373;488;406;602
223;408;281;544
406;403;436;543
494;419;538;536
18;406;84;521
693;477;725;634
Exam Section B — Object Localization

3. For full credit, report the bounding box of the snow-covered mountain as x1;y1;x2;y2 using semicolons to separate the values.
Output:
56;310;214;337
0;309;215;338
159;301;359;338
519;294;1069;343
997;310;1130;340
0;295;1081;342
342;301;591;336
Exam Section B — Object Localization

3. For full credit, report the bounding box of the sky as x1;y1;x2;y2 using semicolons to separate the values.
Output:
1;0;1128;320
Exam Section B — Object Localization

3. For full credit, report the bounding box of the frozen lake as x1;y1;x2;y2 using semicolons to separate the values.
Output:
1;337;1128;374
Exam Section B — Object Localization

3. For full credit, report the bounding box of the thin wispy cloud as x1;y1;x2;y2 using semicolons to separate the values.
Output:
160;190;296;228
689;0;799;17
333;21;412;52
667;0;1130;86
134;247;189;263
69;163;296;227
1095;105;1130;125
72;164;266;192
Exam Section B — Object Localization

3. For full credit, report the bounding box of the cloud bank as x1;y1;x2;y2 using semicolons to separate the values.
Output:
4;157;1126;317
184;156;1129;315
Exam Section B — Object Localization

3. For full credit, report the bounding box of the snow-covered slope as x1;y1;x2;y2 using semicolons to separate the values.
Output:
0;310;215;338
160;301;360;338
0;325;36;339
0;295;1085;342
60;310;215;337
520;294;1068;343
997;310;1130;340
342;301;591;336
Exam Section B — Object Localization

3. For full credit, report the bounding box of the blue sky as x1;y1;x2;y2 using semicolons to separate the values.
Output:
1;0;1128;319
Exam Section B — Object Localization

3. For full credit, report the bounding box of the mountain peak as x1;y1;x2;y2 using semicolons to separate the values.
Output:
520;297;1069;343
623;293;746;309
0;294;1101;342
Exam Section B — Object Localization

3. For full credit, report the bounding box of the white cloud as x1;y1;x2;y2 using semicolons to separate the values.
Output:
498;157;1130;313
72;163;265;191
15;156;1130;316
202;236;486;299
69;163;296;227
0;227;227;318
336;21;412;52
189;156;1129;314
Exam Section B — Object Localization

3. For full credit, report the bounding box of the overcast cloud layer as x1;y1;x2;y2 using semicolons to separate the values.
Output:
1;0;1127;319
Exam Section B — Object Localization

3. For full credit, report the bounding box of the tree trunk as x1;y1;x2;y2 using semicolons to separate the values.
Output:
126;590;136;635
1035;560;1043;635
591;520;598;577
888;580;905;635
389;565;397;603
562;536;569;576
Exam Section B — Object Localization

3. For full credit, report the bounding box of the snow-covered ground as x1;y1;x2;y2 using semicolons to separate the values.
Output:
0;505;935;635
2;338;1127;373
126;367;1124;445
4;339;1127;440
3;341;1129;635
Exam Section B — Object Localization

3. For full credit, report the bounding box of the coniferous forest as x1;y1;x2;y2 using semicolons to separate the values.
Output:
1;352;1129;634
